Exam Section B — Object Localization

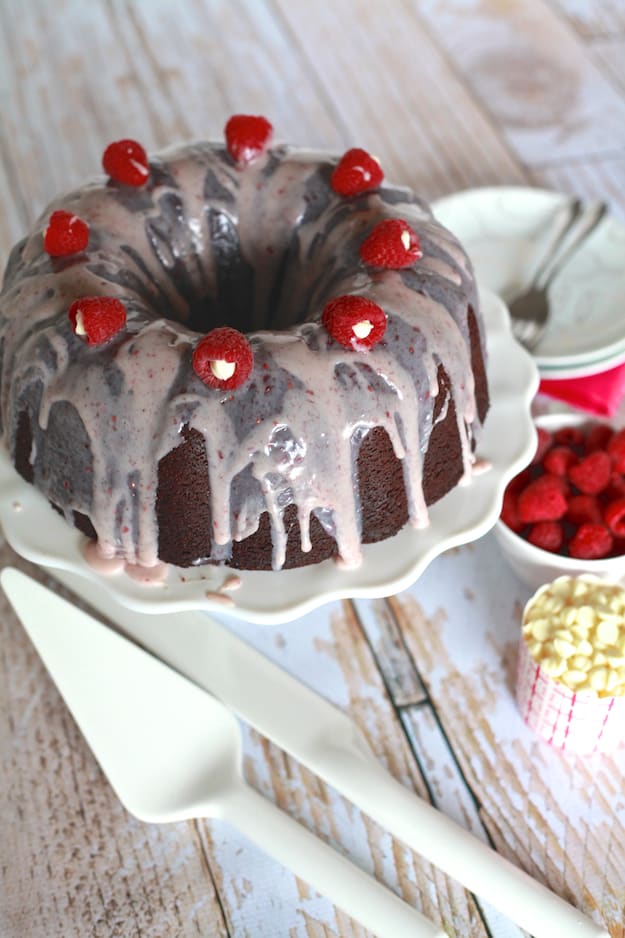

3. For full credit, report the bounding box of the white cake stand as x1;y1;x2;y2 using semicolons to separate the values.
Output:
0;289;538;624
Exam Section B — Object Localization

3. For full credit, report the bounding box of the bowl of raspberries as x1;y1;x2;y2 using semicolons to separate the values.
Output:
495;412;625;590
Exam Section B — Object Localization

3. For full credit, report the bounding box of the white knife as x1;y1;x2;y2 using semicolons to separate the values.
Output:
8;566;609;938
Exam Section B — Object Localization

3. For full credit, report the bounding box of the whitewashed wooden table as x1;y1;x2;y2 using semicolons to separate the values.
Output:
2;1;625;935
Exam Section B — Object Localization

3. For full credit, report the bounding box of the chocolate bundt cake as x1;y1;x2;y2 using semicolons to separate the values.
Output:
0;116;489;573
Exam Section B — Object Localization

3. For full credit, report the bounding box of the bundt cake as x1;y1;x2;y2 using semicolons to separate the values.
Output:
0;116;489;573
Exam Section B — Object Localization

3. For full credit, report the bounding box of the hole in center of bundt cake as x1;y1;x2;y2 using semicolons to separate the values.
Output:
140;185;332;335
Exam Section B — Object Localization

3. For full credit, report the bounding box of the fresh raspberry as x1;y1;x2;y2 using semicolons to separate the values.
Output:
506;467;532;496
224;114;273;164
68;296;127;345
517;474;568;523
568;523;613;560
359;219;422;269
531;427;552;465
566;494;602;526
322;295;386;350
44;210;89;256
192;327;254;390
568;451;611;495
603;497;625;537
585;423;614;453
528;521;563;553
543;445;577;477
500;488;523;532
102;139;149;186
604;471;625;501
330;148;384;197
608;429;625;472
554;426;585;449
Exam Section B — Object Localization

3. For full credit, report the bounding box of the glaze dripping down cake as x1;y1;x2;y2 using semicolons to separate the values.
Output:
0;116;489;573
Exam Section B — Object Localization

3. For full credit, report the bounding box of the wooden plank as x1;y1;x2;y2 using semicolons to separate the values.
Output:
218;599;490;937
272;0;526;200
412;0;625;164
352;598;428;707
0;548;229;938
388;533;622;936
108;0;346;150
401;705;528;938
550;0;625;38
534;155;625;223
0;0;345;250
593;36;625;94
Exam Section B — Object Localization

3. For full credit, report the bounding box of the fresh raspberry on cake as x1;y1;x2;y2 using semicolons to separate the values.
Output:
359;219;422;269
102;139;150;187
224;115;273;164
192;327;254;390
568;522;613;560
68;296;127;345
44;210;89;257
322;295;387;350
528;521;563;552
568;451;611;495
330;148;384;196
517;474;568;523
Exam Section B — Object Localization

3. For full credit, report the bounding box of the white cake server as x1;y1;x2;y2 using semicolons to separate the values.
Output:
11;566;608;938
1;567;444;938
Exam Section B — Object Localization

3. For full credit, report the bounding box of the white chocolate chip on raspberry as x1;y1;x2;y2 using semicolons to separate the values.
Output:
210;359;236;381
352;320;373;339
74;311;87;336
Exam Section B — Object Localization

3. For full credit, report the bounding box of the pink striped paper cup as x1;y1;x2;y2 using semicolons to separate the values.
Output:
516;576;625;755
516;639;625;754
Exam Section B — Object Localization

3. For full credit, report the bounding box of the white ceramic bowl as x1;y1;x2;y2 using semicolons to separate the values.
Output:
494;412;625;592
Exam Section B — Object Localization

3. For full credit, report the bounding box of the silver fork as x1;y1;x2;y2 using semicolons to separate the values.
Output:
508;198;608;352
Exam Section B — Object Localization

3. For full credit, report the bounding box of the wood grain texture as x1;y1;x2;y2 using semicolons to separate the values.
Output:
1;0;624;935
413;0;625;165
550;0;625;38
272;0;527;199
385;536;624;937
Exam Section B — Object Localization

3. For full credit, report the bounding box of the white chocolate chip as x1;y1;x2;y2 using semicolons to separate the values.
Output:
210;359;236;381
562;669;588;687
576;639;594;657
577;606;596;629
401;230;412;251
597;619;620;645
352;320;373;339
589;667;609;692
531;618;551;641
74;311;86;336
542;657;566;678
553;638;577;659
